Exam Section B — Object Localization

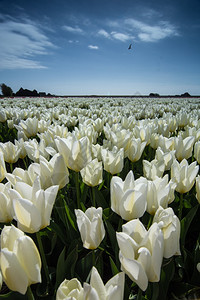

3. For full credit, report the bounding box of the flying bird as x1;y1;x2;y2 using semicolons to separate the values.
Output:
128;44;132;50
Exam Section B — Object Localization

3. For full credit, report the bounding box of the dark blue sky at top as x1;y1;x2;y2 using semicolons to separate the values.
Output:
0;0;199;95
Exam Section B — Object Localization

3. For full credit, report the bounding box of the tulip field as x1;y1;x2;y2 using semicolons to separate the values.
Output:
0;96;200;299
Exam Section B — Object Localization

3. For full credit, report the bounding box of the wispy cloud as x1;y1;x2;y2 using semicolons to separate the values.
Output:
62;25;84;34
88;45;99;50
125;18;179;42
111;31;132;42
0;14;55;69
98;16;178;43
98;29;134;42
98;29;110;39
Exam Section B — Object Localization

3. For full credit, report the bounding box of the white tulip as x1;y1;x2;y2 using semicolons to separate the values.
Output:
75;207;105;249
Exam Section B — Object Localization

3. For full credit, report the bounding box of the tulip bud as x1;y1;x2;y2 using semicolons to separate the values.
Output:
9;178;59;233
111;170;147;220
116;219;164;291
55;135;92;172
0;152;6;182
80;158;103;187
101;146;124;175
56;278;84;300
75;207;105;249
171;159;199;194
153;206;181;258
0;225;41;295
127;138;146;162
83;266;125;300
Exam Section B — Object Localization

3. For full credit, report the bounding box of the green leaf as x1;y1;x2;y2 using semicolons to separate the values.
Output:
50;220;67;244
63;200;77;231
0;291;27;299
55;246;66;289
55;244;79;289
65;244;79;278
109;256;119;275
94;188;108;209
181;204;199;245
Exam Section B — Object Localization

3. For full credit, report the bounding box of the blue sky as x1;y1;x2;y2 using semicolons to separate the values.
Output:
0;0;200;95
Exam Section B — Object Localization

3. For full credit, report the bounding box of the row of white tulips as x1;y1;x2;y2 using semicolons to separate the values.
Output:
0;96;199;299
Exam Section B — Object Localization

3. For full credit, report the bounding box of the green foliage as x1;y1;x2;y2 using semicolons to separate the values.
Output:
0;84;13;97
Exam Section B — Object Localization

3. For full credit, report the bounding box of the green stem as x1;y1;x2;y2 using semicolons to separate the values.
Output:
92;249;96;267
91;187;96;207
23;157;28;169
136;287;143;300
147;214;154;229
26;286;35;300
36;231;50;286
10;163;13;173
179;193;184;220
75;171;81;208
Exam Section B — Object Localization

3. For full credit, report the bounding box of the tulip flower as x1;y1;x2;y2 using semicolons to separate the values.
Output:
56;267;125;300
155;147;176;171
24;138;49;163
133;125;151;145
197;263;200;273
55;135;92;172
14;117;39;138
143;158;165;180
127;138;147;162
116;219;164;291
56;278;84;300
146;175;176;215
0;151;6;182
32;153;69;189
75;207;105;249
111;170;147;220
80;158;103;187
9;177;59;233
194;141;200;164
174;135;195;161
0;110;7;122
0;141;21;164
83;266;125;300
196;175;200;203
171;159;199;194
6;164;37;186
158;136;175;152
153;206;181;258
0;225;41;295
0;182;14;223
101;146;124;175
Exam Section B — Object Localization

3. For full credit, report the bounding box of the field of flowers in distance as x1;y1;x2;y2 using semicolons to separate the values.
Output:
0;96;200;300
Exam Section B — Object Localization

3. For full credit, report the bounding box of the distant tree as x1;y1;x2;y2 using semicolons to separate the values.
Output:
149;93;160;97
0;83;13;97
181;92;191;97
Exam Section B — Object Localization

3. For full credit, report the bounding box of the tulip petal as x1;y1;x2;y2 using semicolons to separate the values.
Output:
116;232;136;259
13;198;41;233
0;249;28;295
1;225;24;250
14;182;32;200
14;236;41;284
119;253;148;291
83;282;100;300
105;272;125;300
90;267;106;300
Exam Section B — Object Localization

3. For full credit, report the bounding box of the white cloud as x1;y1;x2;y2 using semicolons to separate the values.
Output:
0;14;55;69
125;18;178;42
98;29;110;38
62;25;84;34
98;28;133;42
111;31;132;42
88;45;99;50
